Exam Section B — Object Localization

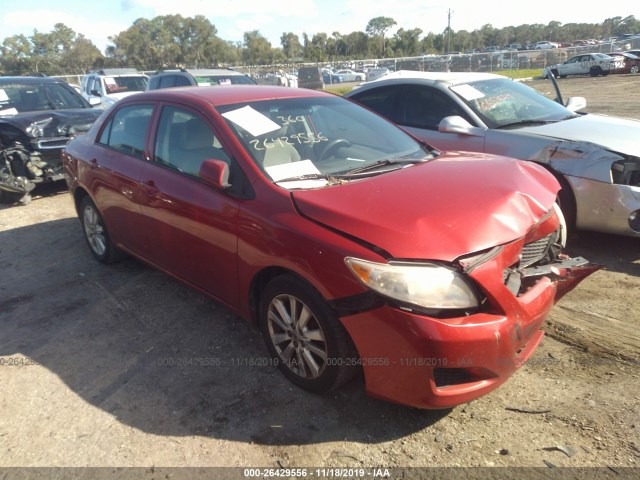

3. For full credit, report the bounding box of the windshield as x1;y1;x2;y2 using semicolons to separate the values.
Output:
218;96;430;188
0;82;88;114
450;77;576;128
105;76;148;94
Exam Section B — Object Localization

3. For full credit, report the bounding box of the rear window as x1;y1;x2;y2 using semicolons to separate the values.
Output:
298;68;321;80
194;75;256;86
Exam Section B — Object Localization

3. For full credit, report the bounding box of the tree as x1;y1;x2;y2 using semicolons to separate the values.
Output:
392;28;423;57
280;32;302;62
366;17;397;57
242;30;273;66
60;34;102;73
1;34;33;74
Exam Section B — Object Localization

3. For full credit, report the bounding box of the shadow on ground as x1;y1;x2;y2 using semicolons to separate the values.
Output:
0;218;449;446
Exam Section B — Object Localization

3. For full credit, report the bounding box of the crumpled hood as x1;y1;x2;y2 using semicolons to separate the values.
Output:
517;113;640;156
0;109;102;137
292;152;560;261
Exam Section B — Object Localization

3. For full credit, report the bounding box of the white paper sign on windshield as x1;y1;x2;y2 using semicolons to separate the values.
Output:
266;159;327;189
221;105;281;137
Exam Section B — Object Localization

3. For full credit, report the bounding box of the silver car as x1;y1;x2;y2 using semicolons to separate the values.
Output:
549;53;619;78
346;71;640;237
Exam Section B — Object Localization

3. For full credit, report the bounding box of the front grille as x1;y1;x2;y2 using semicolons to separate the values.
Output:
35;137;71;150
520;233;553;268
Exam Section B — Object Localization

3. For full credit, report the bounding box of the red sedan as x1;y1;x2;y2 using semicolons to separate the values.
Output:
62;86;596;409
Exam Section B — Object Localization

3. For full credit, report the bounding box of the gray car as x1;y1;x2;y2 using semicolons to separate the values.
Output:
346;71;640;237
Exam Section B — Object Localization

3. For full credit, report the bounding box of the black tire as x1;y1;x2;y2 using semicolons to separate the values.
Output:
589;66;603;77
630;65;639;74
551;69;559;78
79;196;121;264
555;178;577;238
259;275;359;393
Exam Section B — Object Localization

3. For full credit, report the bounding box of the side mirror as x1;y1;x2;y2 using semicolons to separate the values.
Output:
88;97;102;106
438;115;481;135
565;96;586;112
90;90;102;97
199;159;231;189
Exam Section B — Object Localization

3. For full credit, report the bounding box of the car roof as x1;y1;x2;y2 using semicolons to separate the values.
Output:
355;70;505;88
185;69;246;76
150;68;247;77
122;84;329;107
0;76;66;84
86;68;144;76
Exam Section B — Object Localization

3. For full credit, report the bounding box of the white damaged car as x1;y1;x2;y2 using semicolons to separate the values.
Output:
346;71;640;237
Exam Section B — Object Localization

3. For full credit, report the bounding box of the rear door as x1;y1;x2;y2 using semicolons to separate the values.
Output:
90;103;155;253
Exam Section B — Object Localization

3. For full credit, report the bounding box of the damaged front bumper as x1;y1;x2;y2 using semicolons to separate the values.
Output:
0;142;66;202
339;240;598;409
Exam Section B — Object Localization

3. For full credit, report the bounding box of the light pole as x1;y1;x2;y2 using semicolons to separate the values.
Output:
447;9;453;54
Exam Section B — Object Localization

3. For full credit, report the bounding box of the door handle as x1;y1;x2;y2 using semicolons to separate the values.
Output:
142;179;159;196
89;158;98;169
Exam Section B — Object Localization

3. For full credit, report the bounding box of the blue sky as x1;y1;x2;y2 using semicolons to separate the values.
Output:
1;0;637;54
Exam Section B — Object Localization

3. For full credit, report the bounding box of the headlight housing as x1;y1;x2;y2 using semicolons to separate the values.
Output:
611;158;640;187
344;257;480;310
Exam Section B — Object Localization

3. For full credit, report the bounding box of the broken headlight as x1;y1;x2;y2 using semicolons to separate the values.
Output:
24;118;52;138
344;257;480;309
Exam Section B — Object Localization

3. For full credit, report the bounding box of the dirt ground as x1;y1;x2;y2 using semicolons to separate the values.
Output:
0;74;639;476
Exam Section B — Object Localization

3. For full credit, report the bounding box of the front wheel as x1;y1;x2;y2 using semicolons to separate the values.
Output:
259;275;359;393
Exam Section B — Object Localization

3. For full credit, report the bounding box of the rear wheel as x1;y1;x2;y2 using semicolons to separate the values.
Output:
631;65;639;74
79;196;122;264
259;275;359;393
589;66;603;77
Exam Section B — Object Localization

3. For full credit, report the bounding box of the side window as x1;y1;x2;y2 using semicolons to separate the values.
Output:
350;85;401;122
154;106;231;177
82;76;92;94
98;104;154;159
401;86;464;130
92;78;103;95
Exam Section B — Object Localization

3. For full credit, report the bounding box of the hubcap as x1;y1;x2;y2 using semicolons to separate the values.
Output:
83;205;106;256
267;294;327;379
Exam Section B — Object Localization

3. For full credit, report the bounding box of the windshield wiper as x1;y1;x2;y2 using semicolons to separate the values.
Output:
274;173;346;185
342;157;427;176
496;119;558;129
